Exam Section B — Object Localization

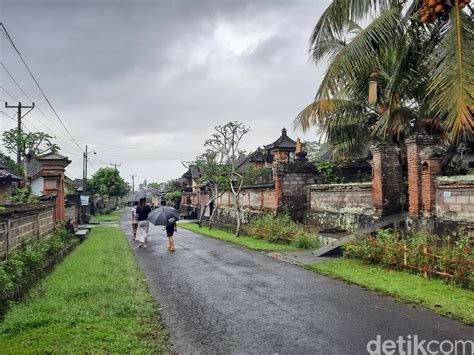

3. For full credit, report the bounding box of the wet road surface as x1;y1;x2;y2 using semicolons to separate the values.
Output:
121;215;473;354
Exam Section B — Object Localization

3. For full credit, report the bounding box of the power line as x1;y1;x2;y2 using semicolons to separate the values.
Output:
0;63;80;152
56;136;197;155
0;23;83;153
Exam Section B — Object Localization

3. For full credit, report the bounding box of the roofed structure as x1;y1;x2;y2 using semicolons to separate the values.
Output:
264;128;297;153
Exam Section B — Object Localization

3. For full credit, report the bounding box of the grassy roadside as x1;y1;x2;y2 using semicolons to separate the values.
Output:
0;226;170;353
306;259;474;325
90;209;124;222
179;223;302;252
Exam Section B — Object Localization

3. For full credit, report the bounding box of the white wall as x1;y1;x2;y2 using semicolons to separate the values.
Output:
31;176;44;196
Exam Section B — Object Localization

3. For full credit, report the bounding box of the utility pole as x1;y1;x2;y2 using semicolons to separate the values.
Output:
82;145;97;194
131;174;137;193
110;162;121;171
5;101;35;164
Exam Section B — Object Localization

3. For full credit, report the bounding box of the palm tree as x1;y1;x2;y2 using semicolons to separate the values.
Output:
294;0;473;160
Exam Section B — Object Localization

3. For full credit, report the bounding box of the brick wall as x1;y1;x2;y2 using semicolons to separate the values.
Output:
436;177;474;221
0;203;56;260
217;184;278;211
371;144;401;216
309;182;373;213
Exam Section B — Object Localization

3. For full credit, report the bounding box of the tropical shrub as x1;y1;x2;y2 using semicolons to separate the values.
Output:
344;230;473;288
0;225;76;305
245;213;320;248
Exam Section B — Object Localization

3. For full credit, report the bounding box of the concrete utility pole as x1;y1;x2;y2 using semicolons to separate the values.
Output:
82;145;96;194
5;101;35;164
110;163;121;171
131;174;137;193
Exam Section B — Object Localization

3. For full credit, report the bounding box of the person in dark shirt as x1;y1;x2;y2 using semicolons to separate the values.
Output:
161;200;177;251
166;218;177;252
136;198;151;248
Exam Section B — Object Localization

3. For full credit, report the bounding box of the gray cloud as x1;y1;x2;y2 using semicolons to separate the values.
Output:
0;0;329;184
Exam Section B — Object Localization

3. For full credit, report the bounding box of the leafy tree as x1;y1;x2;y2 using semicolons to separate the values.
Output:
148;182;161;190
88;168;129;198
294;1;473;160
2;129;59;190
0;151;23;177
188;150;230;229
205;121;250;237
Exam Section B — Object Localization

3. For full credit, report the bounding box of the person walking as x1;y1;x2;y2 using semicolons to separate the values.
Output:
166;217;177;251
131;201;138;240
135;197;151;248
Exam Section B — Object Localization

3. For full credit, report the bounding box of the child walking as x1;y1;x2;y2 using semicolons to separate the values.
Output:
166;217;177;251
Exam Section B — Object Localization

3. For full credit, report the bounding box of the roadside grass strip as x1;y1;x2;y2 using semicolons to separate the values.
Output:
90;209;124;222
0;226;170;353
306;258;474;325
179;223;302;252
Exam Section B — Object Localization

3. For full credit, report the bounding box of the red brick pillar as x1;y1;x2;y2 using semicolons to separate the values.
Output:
420;150;443;217
406;137;422;217
371;144;401;216
406;136;441;217
37;153;71;222
273;165;283;209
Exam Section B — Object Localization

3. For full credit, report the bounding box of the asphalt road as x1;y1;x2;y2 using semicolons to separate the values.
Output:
121;215;473;354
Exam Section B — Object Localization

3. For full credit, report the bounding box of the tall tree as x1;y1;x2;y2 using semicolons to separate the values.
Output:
88;168;129;198
205;121;250;237
2;129;59;190
294;0;473;160
188;150;230;229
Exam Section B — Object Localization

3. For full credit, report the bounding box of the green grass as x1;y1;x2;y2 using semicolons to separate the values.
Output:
90;209;124;222
306;258;474;325
0;226;170;353
179;223;303;252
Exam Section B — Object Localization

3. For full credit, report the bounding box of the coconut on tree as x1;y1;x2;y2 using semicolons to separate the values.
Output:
294;0;473;164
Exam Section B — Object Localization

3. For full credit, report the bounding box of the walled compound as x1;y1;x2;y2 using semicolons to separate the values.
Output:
180;129;474;237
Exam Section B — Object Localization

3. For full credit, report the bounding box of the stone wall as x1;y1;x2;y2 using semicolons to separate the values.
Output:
278;162;317;221
65;205;78;224
0;203;56;260
309;182;373;213
217;184;278;211
436;176;474;222
306;182;376;230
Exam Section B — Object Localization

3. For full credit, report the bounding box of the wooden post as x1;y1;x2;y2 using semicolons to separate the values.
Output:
403;243;407;269
423;245;428;278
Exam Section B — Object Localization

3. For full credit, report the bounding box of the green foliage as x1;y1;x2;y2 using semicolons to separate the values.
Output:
314;158;347;184
2;129;59;162
294;1;474;157
343;230;473;289
0;151;23;177
0;226;170;352
246;213;320;248
242;166;273;185
6;188;39;204
160;179;181;193
0;225;75;303
180;223;302;252
148;182;161;190
88;168;129;198
306;258;474;325
163;190;181;207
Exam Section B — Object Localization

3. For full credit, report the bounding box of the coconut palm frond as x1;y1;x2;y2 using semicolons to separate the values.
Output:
293;99;365;132
310;0;403;63
427;9;474;143
316;6;406;99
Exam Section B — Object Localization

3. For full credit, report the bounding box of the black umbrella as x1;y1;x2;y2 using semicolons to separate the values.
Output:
130;188;161;203
148;206;180;226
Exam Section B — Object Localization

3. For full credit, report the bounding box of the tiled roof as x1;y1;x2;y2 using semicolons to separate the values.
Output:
264;128;297;151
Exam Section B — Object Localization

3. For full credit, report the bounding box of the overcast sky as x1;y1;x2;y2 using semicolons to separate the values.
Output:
0;0;329;186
